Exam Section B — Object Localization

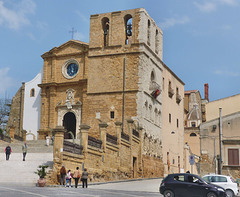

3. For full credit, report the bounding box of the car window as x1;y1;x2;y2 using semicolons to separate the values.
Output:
186;175;200;183
216;176;227;182
203;176;211;183
174;175;184;182
211;176;217;182
230;177;236;183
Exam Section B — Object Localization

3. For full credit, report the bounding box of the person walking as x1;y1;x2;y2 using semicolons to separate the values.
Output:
81;168;88;188
22;141;27;161
73;167;81;188
46;135;50;146
65;170;72;187
5;145;12;160
60;165;66;185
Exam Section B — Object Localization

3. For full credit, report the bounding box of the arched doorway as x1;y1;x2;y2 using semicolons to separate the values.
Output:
63;112;76;139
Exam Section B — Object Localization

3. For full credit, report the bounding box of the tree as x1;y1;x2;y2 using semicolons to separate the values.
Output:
0;98;11;130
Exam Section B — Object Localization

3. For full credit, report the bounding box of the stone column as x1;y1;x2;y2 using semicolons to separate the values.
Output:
9;126;15;141
22;130;27;141
115;121;122;146
99;122;108;153
80;124;90;157
53;126;65;164
52;126;65;184
127;119;134;142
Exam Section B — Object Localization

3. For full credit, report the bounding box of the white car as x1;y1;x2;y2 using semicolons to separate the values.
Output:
202;174;239;197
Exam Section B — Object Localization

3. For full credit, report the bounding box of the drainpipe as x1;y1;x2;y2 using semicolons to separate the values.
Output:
122;57;126;133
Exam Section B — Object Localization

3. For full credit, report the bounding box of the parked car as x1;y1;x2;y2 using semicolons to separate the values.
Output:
159;173;227;197
202;174;239;197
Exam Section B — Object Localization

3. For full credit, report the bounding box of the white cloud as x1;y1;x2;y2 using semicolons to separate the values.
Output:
0;0;36;30
194;2;217;12
214;69;240;77
159;16;190;30
0;68;15;95
194;0;238;13
219;0;238;6
75;11;89;23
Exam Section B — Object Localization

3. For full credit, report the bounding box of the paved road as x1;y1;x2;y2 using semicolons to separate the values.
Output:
1;178;239;197
0;179;162;197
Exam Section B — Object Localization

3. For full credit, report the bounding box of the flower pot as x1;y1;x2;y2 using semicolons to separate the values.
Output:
38;178;46;187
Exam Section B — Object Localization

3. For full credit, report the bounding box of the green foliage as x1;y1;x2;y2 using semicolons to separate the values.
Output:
35;165;49;178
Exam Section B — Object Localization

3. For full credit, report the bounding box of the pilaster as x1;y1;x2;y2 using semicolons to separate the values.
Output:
80;124;90;157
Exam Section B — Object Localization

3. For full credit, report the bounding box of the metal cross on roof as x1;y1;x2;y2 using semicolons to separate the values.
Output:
69;27;77;40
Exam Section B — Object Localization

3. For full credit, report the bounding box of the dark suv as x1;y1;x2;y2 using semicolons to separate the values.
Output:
159;173;227;197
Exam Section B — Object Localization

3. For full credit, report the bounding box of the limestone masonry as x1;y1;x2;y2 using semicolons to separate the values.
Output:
7;8;185;183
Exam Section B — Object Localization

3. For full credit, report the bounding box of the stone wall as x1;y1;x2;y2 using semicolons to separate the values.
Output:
48;121;163;185
142;155;164;178
7;83;25;137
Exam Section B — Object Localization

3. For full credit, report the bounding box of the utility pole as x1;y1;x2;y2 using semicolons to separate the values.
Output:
219;108;223;174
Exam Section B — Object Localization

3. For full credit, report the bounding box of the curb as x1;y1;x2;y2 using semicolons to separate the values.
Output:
47;177;163;187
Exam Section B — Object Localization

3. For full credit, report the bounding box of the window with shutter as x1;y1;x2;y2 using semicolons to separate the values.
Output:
228;149;239;166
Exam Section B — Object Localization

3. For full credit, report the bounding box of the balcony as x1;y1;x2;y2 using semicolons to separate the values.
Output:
149;81;160;91
176;94;182;104
168;87;174;98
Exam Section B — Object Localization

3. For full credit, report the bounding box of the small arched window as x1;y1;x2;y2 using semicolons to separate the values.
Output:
147;20;151;45
30;88;35;97
190;133;197;137
151;70;155;82
124;15;132;45
102;17;110;47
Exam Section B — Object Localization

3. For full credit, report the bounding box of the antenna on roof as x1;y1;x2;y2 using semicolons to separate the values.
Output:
69;27;77;40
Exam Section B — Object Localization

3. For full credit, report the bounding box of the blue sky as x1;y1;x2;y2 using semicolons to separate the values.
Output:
0;0;240;101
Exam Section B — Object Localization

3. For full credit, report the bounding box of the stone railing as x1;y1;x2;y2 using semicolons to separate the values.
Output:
2;135;11;143
132;129;139;138
106;133;117;145
63;140;83;155
14;134;23;141
88;136;102;149
121;132;129;141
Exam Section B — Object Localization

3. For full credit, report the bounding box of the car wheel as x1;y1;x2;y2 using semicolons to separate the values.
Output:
207;192;217;197
226;190;234;197
163;190;174;197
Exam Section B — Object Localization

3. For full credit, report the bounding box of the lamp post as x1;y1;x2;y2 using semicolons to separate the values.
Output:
219;108;223;174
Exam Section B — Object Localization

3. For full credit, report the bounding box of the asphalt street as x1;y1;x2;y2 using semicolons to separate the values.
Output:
0;179;162;197
1;178;239;197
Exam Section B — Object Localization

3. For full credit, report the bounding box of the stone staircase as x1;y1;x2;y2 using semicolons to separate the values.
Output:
0;140;53;186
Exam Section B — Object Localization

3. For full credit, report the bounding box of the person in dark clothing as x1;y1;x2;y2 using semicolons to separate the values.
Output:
60;165;66;185
81;168;88;188
5;145;12;160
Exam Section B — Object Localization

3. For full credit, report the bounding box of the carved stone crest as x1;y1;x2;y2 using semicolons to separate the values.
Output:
66;89;75;109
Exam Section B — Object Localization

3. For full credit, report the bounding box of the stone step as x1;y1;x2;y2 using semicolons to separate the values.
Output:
0;139;54;185
0;140;53;153
0;153;53;186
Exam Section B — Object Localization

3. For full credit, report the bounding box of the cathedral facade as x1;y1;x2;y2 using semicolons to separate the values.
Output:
8;8;185;176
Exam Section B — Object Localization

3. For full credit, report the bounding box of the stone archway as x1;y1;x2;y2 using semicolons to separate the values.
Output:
63;112;76;139
57;102;82;139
